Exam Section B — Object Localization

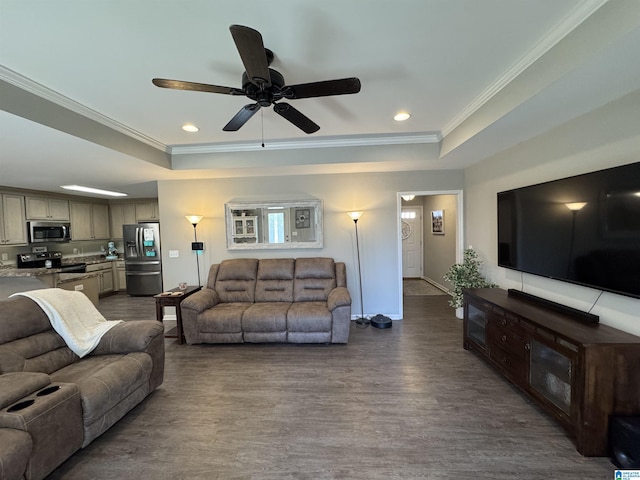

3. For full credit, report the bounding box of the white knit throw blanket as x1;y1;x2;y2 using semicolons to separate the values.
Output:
11;288;123;357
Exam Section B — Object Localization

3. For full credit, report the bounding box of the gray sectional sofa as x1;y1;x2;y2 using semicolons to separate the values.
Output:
0;294;164;480
181;257;352;344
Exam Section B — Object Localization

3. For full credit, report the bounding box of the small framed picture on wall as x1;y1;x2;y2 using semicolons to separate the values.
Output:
431;210;444;235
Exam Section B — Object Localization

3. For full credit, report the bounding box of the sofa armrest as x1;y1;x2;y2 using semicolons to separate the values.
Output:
327;286;351;311
90;321;164;355
0;372;51;410
181;288;220;314
90;320;165;391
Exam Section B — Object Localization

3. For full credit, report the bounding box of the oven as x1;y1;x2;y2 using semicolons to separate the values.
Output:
59;263;87;273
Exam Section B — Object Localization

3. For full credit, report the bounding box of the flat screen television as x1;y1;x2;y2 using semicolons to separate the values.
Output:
497;162;640;299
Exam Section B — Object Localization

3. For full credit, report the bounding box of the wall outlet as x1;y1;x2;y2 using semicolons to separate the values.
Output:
74;284;84;291
168;250;179;258
1;253;7;261
73;248;79;254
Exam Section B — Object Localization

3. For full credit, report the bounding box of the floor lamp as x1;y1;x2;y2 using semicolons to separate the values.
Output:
347;211;368;326
185;215;204;286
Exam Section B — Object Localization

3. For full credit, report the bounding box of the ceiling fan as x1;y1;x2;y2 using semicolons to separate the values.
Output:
152;24;361;134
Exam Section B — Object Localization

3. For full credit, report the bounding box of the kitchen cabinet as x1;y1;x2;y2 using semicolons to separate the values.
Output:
463;288;640;457
115;260;126;291
86;262;115;296
70;202;110;240
1;194;28;245
56;275;99;307
25;196;70;221
109;203;136;239
135;201;159;222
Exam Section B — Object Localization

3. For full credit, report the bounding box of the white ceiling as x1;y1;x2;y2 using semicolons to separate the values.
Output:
1;0;639;198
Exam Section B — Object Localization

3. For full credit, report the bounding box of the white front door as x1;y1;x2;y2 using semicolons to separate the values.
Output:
401;206;423;278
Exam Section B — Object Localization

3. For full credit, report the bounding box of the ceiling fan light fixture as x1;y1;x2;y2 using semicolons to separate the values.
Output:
182;123;199;133
394;112;411;122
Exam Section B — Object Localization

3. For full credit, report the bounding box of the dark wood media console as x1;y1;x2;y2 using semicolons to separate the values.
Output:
463;288;640;456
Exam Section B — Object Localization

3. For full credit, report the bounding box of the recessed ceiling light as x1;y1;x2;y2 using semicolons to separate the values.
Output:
62;185;127;197
182;124;199;132
394;112;411;122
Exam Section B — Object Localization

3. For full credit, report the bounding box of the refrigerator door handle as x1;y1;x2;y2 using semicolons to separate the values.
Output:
126;260;161;266
126;271;162;276
137;227;143;256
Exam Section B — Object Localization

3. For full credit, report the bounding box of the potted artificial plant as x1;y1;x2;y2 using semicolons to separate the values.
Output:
444;248;497;318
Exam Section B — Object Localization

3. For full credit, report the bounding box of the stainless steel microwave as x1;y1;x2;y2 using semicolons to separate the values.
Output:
28;221;71;243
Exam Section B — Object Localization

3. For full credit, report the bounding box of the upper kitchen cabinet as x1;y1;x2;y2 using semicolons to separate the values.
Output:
109;203;137;239
70;201;110;240
1;194;28;245
135;201;159;222
25;196;70;221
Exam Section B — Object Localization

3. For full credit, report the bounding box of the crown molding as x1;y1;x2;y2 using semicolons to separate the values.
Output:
440;0;609;137
170;132;442;155
2;65;440;155
0;65;168;152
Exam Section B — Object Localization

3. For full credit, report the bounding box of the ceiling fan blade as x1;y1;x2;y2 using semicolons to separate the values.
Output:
152;78;243;95
285;77;361;99
229;25;271;88
223;103;261;131
273;103;320;134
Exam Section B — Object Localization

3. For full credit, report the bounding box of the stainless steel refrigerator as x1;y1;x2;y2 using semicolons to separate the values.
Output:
124;223;162;296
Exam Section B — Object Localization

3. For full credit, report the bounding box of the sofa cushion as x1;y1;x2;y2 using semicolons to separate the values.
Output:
50;352;152;427
293;258;337;302
0;331;78;375
287;302;332;332
242;302;290;332
0;296;79;375
0;296;51;344
197;303;249;333
255;258;294;302
215;259;258;303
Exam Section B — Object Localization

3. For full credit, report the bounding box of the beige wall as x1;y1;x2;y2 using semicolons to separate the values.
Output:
158;169;464;319
465;89;640;335
422;194;457;290
157;89;640;331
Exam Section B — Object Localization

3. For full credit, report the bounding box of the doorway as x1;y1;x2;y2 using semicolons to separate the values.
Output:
397;191;463;319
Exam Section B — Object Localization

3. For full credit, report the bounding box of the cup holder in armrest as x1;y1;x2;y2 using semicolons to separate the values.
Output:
7;399;35;412
36;385;61;396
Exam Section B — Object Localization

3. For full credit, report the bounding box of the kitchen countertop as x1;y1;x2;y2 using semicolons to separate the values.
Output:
0;255;124;279
0;266;100;280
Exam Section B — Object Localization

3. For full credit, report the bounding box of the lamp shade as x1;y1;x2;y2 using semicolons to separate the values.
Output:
565;202;587;211
346;211;364;221
185;215;203;225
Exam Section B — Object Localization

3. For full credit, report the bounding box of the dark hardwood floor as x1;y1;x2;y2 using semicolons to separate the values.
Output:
47;293;614;479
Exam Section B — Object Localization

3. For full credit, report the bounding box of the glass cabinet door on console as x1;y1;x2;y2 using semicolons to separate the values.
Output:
528;337;575;419
465;302;487;349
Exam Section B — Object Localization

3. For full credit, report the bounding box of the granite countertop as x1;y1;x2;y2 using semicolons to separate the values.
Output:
0;254;125;279
0;267;103;284
0;266;53;278
57;272;100;283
